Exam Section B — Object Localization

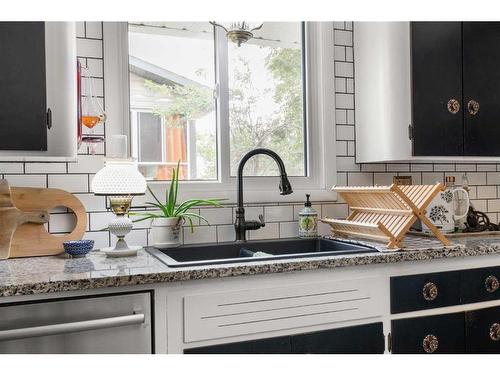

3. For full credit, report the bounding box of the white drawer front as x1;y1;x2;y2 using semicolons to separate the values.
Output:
184;277;383;343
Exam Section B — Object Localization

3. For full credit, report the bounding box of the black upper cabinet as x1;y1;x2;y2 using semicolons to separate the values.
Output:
411;22;500;156
463;22;500;156
411;22;463;156
0;22;47;151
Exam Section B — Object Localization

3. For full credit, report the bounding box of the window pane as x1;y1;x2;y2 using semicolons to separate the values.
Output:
138;112;162;162
128;22;217;181
228;22;306;177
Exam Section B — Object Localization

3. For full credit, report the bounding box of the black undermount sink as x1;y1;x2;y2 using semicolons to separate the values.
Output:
147;237;378;268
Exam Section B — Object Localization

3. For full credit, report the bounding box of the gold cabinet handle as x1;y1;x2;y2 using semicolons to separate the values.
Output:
423;334;439;353
447;99;460;114
467;99;480;115
490;323;500;341
485;275;500;293
422;282;438;301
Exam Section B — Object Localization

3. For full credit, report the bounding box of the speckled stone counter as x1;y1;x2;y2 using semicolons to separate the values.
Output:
1;235;500;297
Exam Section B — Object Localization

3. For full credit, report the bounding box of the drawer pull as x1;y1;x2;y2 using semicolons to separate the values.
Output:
422;334;439;353
490;323;500;341
422;282;438;301
447;99;460;114
0;313;145;341
467;99;480;116
485;276;499;293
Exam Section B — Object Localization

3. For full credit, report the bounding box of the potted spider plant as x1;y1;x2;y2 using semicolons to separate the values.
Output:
131;161;224;248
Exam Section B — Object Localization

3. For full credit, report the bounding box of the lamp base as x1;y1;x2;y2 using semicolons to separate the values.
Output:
101;246;142;258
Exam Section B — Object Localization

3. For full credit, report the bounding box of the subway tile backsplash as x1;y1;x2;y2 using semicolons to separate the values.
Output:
3;22;500;250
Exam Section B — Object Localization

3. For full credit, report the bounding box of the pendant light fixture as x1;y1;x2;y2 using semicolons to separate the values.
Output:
210;21;264;46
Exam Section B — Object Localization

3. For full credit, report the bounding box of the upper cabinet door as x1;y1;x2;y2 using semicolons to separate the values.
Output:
0;22;47;151
463;22;500;156
411;22;463;156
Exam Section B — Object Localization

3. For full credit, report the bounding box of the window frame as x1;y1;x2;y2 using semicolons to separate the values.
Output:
103;21;337;203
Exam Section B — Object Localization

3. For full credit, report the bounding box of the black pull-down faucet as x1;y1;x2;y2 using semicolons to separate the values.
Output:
235;148;293;241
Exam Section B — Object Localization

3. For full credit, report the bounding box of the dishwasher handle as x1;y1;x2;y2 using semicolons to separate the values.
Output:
0;313;145;341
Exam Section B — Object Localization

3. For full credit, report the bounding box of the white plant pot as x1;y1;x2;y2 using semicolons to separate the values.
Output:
151;217;182;249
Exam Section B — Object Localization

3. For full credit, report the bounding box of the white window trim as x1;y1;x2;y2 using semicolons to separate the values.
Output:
103;22;337;204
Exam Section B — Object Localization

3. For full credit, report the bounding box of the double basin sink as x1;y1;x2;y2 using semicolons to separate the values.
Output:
148;237;377;268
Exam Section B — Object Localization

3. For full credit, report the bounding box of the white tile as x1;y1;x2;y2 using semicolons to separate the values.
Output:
477;164;497;172
345;22;353;31
48;174;88;193
75;22;85;38
335;93;354;109
361;164;386;172
348;172;373;186
336;172;347;186
334;45;346;61
81;77;104;97
334;30;352;46
84;58;104;78
317;221;332;236
280;221;299;238
49;213;77;233
264;206;293;222
333;21;345;30
248;223;279;240
336;141;347;156
336;157;360;172
487;172;500;185
74;193;107;212
25;162;66;174
0;163;24;174
422;173;444;185
240;206;263;221
386;164;410;172
82;231;109;249
456;164;476;172
322;203;348;219
466;172;487;186
347;141;355;156
477;185;497;199
346;78;354;93
374;173;395;186
346;110;355;124
335;62;353;77
4;174;46;188
89;211;114;231
472;199;487;212
77;38;103;58
199;207;233;225
434;164;455;172
128;211;153;229
217;225;236;243
487;199;500;212
67;154;104;174
335;109;347;124
335;77;346;93
85;22;102;39
411;164;433;172
336;125;355;140
345;46;353;62
184;226;216;244
405;173;422;184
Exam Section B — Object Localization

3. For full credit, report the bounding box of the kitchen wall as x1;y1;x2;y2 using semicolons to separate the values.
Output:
2;21;500;249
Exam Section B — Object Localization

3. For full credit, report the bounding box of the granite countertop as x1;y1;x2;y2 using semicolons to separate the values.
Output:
1;235;500;297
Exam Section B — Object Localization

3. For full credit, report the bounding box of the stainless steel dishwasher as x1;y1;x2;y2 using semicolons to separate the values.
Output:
0;291;153;354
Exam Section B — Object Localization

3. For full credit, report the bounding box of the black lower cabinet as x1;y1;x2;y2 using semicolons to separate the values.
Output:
291;323;384;354
391;313;465;354
466;306;500;353
184;335;292;354
185;323;385;354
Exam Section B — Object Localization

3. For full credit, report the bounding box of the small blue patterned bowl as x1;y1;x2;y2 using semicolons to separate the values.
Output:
63;240;94;258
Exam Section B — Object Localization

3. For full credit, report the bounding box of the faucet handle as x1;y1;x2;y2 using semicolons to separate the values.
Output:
258;214;266;227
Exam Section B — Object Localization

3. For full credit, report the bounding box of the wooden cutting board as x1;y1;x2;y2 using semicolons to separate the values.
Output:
9;186;87;258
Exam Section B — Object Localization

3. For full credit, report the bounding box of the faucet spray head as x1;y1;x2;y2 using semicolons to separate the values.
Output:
279;174;293;195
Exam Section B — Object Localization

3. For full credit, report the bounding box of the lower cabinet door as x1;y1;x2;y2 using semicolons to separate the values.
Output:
184;336;292;354
291;323;385;354
391;313;465;354
185;323;385;354
466;306;500;353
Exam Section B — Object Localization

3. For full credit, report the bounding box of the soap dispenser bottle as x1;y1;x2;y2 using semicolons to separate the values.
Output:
298;194;318;238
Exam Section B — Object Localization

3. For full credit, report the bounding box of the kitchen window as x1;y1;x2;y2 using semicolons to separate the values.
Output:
104;22;336;202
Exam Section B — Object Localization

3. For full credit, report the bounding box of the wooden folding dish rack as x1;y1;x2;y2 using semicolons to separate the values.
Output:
321;183;450;249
